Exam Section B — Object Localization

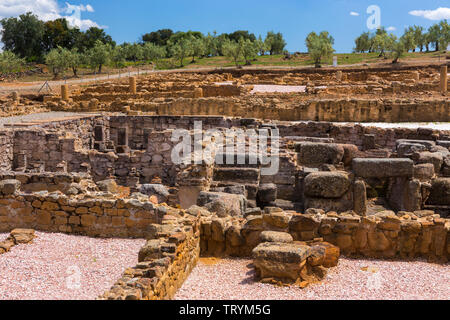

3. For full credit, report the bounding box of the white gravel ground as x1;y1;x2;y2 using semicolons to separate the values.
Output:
175;258;450;300
0;232;145;300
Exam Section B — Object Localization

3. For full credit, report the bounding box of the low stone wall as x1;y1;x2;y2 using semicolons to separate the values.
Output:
0;181;163;238
200;208;449;263
0;172;88;194
99;214;200;300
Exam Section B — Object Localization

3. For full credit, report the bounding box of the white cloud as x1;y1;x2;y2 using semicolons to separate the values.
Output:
350;11;359;16
0;0;104;30
386;26;396;31
409;7;450;20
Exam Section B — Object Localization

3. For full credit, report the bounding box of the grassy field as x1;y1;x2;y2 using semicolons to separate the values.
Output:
158;51;448;70
3;51;447;83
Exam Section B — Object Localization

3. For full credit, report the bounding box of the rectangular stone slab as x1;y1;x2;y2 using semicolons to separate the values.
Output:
352;158;414;178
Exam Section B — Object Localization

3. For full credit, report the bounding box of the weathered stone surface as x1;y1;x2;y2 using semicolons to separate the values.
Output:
296;142;344;167
352;158;413;178
396;139;435;150
252;242;311;280
97;179;119;193
138;239;163;262
263;211;290;229
260;231;293;243
197;191;246;217
428;178;450;205
413;163;435;181
308;242;340;268
353;179;367;216
9;229;35;244
0;179;21;195
412;152;444;173
397;142;426;157
304;171;350;198
257;184;277;204
140;184;170;203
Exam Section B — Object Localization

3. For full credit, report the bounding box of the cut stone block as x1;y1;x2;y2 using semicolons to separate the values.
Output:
304;171;350;198
295;142;344;167
352;158;413;178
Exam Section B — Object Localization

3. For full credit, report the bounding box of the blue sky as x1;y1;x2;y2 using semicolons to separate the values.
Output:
1;0;449;53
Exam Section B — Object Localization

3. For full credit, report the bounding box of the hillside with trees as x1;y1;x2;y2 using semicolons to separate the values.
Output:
0;11;448;78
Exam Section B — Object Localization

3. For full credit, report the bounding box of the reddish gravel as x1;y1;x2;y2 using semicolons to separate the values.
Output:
0;232;145;300
175;258;450;300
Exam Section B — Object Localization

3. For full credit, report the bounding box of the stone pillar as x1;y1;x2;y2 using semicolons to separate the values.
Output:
129;77;137;94
61;84;69;101
440;65;447;94
353;179;367;216
11;91;19;104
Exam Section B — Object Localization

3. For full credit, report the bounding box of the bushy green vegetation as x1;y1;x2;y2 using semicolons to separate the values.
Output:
306;31;335;67
1;11;448;77
354;20;449;63
0;12;287;73
0;51;25;74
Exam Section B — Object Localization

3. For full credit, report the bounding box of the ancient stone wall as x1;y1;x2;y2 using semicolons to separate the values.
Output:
0;182;163;238
199;209;449;263
99;214;200;300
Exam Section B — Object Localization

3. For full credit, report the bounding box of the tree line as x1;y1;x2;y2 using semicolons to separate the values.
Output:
0;12;287;76
354;20;449;62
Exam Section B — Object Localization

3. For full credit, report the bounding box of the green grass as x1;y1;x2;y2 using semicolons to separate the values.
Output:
4;50;447;82
153;51;447;71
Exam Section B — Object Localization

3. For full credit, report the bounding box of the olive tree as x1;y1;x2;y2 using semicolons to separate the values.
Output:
86;40;111;73
45;46;71;78
0;51;25;74
222;39;242;67
190;36;206;62
142;43;166;63
241;38;258;65
306;31;335;67
169;38;193;67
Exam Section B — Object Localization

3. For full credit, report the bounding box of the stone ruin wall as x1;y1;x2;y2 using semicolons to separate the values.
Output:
0;114;449;300
0;182;165;238
98;205;449;300
35;64;449;123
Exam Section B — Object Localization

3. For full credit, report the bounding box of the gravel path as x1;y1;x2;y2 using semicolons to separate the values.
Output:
175;258;450;300
0;232;145;300
337;122;450;130
0;112;96;128
250;84;307;94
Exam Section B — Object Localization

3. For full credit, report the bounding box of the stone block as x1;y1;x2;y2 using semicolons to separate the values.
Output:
304;171;350;198
352;158;413;178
